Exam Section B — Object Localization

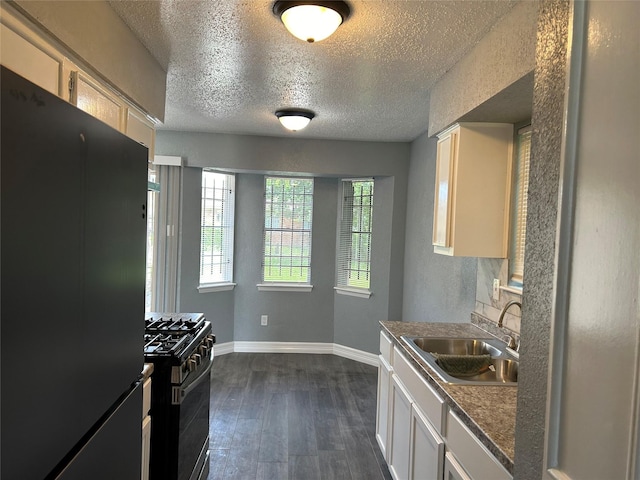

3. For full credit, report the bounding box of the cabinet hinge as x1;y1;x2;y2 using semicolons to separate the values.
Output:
68;71;78;104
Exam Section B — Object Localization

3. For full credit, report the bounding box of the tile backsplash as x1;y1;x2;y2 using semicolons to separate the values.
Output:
474;257;522;334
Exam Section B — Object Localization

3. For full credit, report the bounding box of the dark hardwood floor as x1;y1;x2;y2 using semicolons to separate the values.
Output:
207;353;392;480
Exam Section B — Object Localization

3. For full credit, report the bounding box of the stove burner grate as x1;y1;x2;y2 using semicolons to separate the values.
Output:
143;332;190;356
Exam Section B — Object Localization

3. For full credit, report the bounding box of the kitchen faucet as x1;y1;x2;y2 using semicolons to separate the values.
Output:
497;301;522;353
498;300;522;328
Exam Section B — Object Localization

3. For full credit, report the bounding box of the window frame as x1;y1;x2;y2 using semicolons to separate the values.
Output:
198;170;236;293
335;178;374;299
508;124;532;290
258;176;314;292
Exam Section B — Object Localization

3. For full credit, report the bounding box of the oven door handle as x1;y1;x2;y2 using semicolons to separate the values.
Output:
173;354;213;404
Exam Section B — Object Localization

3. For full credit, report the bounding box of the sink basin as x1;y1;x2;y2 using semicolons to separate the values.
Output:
401;336;518;386
409;337;502;357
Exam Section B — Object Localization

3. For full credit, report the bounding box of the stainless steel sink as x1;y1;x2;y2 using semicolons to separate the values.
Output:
401;336;518;386
409;337;503;357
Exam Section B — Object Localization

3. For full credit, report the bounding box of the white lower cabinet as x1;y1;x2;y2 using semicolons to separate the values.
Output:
445;411;511;480
376;354;392;459
141;415;151;480
384;346;446;480
377;335;512;480
141;376;152;480
411;405;445;480
389;375;412;480
377;331;394;459
444;452;472;480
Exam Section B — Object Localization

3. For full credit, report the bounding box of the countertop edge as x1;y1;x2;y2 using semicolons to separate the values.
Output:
379;320;515;475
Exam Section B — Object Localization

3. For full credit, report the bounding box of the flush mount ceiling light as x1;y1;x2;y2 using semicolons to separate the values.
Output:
273;1;351;43
275;109;315;131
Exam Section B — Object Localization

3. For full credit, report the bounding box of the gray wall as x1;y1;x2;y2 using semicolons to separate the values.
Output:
402;131;477;322
234;174;337;344
428;0;537;135
155;131;410;352
176;166;235;344
514;1;569;478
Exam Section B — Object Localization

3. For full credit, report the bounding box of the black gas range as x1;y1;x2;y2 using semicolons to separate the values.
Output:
144;313;214;480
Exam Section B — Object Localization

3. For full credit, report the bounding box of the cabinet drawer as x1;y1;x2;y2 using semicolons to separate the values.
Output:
446;411;511;480
142;377;152;419
393;346;446;433
380;330;393;365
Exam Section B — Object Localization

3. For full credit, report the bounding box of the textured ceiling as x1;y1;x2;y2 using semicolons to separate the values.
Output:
109;0;519;142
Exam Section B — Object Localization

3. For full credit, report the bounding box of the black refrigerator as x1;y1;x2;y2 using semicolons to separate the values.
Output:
1;66;148;479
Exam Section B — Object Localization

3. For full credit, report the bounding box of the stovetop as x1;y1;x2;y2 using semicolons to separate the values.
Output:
145;312;205;334
143;312;209;358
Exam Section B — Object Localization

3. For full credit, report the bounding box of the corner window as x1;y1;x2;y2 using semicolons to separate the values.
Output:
262;177;314;285
199;171;235;290
510;125;531;286
336;179;374;297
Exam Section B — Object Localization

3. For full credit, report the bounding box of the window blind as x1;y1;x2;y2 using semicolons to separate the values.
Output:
263;177;314;283
512;127;531;283
200;171;235;285
337;179;374;290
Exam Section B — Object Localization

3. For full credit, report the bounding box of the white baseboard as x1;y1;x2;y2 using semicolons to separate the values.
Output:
233;341;334;354
333;343;379;366
212;341;378;366
213;342;234;356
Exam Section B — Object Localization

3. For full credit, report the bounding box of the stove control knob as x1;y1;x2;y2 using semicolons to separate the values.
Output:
187;358;197;372
192;353;202;366
199;345;209;357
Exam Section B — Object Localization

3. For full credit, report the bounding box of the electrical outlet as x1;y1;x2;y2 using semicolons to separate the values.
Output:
261;315;268;326
492;279;501;301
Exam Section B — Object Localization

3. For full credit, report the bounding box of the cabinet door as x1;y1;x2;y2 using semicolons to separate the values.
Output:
0;23;61;95
410;406;444;480
433;131;455;247
389;375;412;480
142;415;151;480
446;411;511;480
444;452;472;480
71;70;124;130
126;109;155;161
376;355;393;460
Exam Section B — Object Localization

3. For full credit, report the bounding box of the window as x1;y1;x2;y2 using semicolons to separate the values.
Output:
199;171;235;289
262;177;314;285
145;166;159;312
510;126;531;286
336;179;374;296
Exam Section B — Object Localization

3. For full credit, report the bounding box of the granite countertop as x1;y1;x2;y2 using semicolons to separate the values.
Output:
380;320;517;475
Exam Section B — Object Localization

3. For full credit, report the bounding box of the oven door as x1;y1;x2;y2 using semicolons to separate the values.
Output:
176;354;212;480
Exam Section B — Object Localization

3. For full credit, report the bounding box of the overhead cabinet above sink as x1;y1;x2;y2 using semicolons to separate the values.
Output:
432;123;513;257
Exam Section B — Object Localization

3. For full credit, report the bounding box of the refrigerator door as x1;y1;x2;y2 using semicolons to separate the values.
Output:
55;383;143;480
1;66;147;479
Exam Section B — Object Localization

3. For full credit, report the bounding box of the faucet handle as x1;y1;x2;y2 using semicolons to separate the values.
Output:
503;334;518;350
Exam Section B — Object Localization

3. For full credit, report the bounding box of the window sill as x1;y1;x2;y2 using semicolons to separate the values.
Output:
257;283;313;293
334;287;372;299
198;282;236;293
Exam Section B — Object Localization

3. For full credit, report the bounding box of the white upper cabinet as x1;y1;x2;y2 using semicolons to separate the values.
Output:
126;109;155;161
70;69;124;131
1;4;156;156
0;16;63;96
432;123;513;257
